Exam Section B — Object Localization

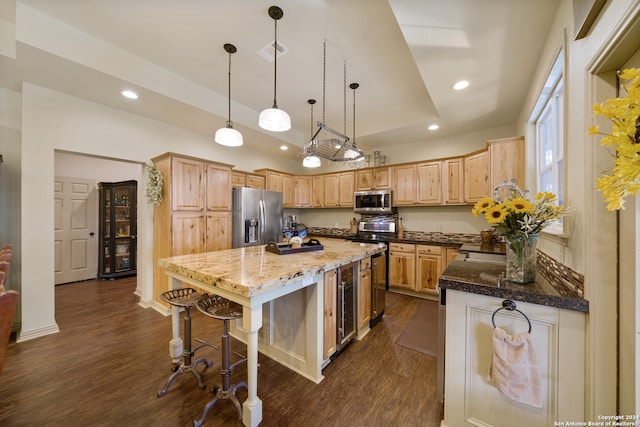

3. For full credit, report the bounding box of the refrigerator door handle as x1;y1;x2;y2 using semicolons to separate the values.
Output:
259;199;266;245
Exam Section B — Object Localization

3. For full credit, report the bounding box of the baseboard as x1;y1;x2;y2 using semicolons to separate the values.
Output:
17;323;60;343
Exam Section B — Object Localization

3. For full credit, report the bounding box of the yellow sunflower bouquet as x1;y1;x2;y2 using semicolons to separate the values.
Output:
471;180;566;238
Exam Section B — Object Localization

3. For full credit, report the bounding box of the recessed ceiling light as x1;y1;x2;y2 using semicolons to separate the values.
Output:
428;124;439;131
280;145;288;150
452;80;470;90
121;90;138;99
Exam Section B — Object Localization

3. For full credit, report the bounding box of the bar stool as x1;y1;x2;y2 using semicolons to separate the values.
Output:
194;294;247;427
157;288;214;397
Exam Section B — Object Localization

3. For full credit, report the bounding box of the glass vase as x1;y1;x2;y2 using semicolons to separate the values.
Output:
504;234;538;283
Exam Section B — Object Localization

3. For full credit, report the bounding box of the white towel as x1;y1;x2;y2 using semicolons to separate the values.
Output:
488;327;543;408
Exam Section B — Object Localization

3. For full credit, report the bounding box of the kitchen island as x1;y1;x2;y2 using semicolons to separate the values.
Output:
438;251;589;427
158;238;385;427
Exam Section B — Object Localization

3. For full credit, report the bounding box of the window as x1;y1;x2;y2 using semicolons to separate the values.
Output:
530;51;565;235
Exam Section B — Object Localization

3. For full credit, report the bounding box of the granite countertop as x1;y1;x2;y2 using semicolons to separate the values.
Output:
439;255;589;313
158;238;386;299
310;231;465;247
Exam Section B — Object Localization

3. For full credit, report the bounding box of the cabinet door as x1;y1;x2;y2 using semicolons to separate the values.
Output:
205;163;232;211
324;174;339;207
323;270;337;359
171;212;205;255
232;171;246;188
358;267;371;330
393;164;416;206
416;255;442;295
282;174;294;208
338;172;355;207
489;136;525;192
445;247;460;267
416;161;442;205
464;151;490;203
444;158;465;205
172;157;204;211
389;251;416;290
205;211;232;251
266;171;284;193
312;176;325;207
356;169;373;191
247;174;266;189
294;176;312;208
374;167;392;189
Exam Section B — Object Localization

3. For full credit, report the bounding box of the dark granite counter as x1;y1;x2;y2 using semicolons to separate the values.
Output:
439;255;589;313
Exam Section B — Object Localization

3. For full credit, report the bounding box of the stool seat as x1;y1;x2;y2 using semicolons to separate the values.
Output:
197;295;243;320
160;288;202;308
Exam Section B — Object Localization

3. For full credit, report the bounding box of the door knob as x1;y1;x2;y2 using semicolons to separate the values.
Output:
89;232;95;236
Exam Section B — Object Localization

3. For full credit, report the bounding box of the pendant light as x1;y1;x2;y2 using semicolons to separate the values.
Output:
215;43;243;147
303;99;321;168
258;6;291;132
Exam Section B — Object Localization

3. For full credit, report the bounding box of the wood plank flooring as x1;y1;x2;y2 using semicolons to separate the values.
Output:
0;277;443;426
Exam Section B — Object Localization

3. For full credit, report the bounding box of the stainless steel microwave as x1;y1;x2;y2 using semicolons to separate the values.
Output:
354;190;394;214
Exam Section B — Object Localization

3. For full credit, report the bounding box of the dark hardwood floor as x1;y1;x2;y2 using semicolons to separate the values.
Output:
0;277;442;426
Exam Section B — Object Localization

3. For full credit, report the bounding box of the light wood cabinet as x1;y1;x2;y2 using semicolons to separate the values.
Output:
358;258;372;330
445;246;460;265
152;153;233;307
356;167;392;191
322;172;354;207
416;244;442;295
232;171;266;189
255;169;294;207
393;162;442;206
416;161;442;205
464;150;490;203
489;136;525;192
338;171;354;207
312;175;325;207
393;164;417;206
323;270;337;360
443;158;465;205
389;242;416;290
294;176;313;208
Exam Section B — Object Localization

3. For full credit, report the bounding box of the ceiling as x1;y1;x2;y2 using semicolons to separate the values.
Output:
2;0;560;162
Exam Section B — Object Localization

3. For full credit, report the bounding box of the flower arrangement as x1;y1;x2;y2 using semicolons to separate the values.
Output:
471;180;566;238
144;162;164;206
588;68;640;211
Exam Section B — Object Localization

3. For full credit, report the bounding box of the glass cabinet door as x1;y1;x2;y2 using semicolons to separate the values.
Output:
98;180;137;279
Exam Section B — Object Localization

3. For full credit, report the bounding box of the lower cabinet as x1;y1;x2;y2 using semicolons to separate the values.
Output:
390;243;460;296
442;290;586;427
358;257;372;330
323;270;337;360
389;243;416;290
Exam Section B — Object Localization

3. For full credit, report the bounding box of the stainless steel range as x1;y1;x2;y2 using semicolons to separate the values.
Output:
347;218;395;326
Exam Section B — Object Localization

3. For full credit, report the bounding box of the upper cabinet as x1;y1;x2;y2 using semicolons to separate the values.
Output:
355;166;392;191
464;150;490;203
393;161;442;206
443;158;465;205
232;171;266;189
255;169;294;208
323;171;354;208
488;136;525;191
312;175;325;207
294;176;313;208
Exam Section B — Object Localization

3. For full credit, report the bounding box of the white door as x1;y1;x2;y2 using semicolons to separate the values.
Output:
54;176;97;284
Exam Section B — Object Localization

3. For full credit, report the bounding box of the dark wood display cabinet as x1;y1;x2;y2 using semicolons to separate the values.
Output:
98;180;137;279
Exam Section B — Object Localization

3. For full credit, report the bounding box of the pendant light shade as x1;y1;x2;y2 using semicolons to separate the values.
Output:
215;43;243;147
259;6;291;132
303;155;321;168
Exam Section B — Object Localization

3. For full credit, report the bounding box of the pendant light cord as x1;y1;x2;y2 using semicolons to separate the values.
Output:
227;50;232;127
273;19;279;109
322;40;326;125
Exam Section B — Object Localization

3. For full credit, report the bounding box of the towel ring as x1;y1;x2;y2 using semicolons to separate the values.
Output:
491;299;532;333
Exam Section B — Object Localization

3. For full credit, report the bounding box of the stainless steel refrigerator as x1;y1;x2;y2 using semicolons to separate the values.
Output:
232;187;283;248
